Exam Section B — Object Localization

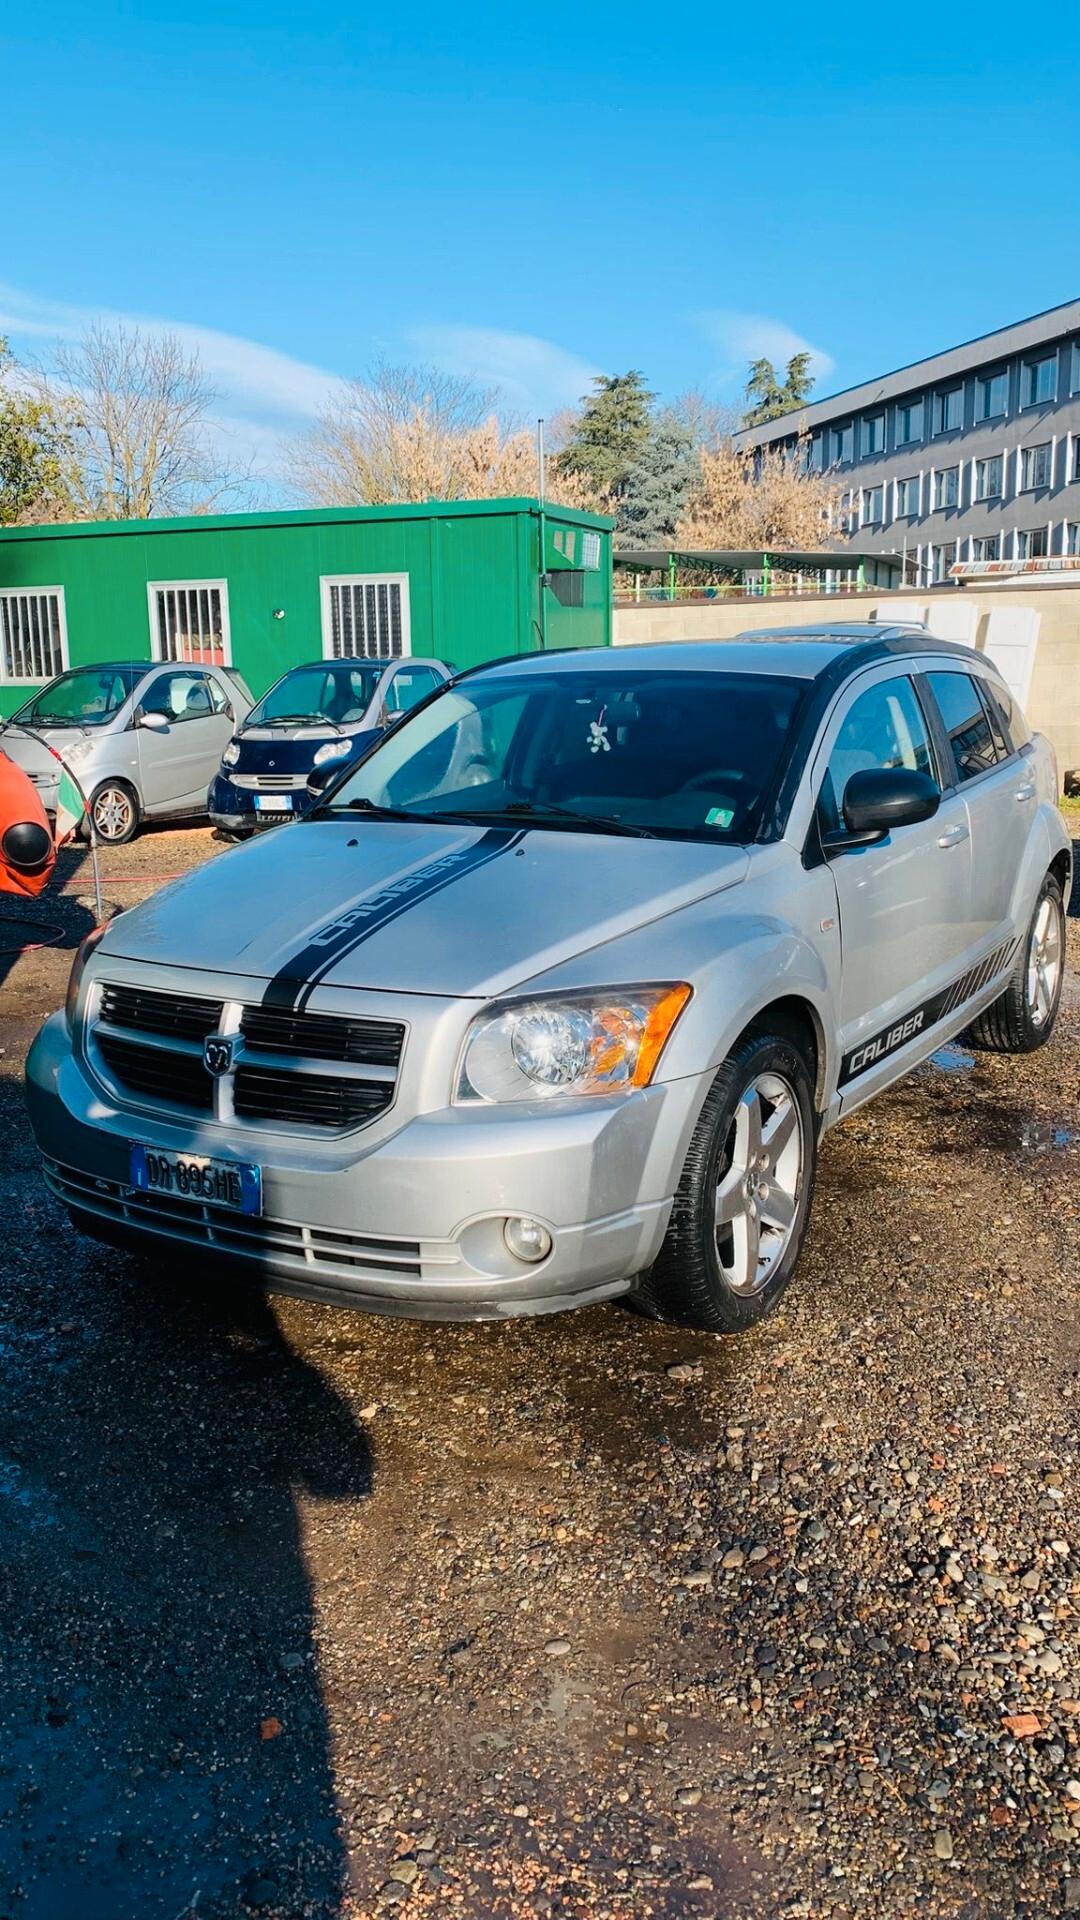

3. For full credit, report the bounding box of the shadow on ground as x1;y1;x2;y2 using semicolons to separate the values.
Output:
0;1067;373;1919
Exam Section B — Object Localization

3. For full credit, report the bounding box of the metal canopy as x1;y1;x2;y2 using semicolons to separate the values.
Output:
612;547;902;574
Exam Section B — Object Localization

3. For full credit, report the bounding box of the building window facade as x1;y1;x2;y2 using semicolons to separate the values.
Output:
933;466;960;510
861;413;885;456
1022;354;1057;407
1067;523;1080;556
320;573;411;659
930;542;956;583
148;581;230;665
972;535;1001;561
1016;527;1049;559
895;399;924;445
1020;443;1052;490
0;587;68;684
934;387;963;434
975;369;1009;420
861;484;884;524
833;422;854;464
896;476;920;516
974;454;1003;500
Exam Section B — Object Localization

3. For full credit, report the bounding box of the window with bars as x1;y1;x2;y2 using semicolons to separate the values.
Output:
0;587;68;683
149;581;229;665
320;574;411;660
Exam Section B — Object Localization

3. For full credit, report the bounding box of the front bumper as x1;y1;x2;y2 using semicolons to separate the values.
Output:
207;773;311;831
26;1012;708;1320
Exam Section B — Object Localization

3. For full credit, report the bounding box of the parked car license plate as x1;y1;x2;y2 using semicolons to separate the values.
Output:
254;793;292;812
129;1143;262;1214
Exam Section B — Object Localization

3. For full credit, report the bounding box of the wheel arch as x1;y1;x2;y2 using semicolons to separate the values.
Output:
739;994;828;1115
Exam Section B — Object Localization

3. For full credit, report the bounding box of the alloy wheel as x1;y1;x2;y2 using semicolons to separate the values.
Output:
714;1071;804;1295
1026;894;1063;1028
92;786;135;842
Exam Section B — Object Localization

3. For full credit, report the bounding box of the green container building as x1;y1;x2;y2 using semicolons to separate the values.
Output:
0;497;612;716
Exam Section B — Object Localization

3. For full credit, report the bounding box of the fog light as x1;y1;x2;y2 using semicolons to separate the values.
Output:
503;1215;553;1264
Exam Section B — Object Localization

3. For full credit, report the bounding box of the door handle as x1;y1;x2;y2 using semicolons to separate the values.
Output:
937;823;969;849
1013;781;1036;802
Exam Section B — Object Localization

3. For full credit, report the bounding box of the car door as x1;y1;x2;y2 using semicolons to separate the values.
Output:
136;670;226;812
812;668;978;1105
922;667;1035;950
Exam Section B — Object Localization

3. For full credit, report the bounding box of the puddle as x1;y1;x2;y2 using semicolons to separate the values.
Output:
1019;1119;1079;1153
931;1042;975;1074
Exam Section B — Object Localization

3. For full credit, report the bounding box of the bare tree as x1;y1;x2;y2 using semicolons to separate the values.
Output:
40;325;245;519
678;437;846;551
288;362;610;514
670;388;740;455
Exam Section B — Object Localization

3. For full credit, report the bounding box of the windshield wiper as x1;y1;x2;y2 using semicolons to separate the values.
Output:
500;800;655;839
258;712;343;732
327;797;433;821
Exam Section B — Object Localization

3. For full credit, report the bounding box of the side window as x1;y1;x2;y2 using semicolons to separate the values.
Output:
385;666;440;715
983;678;1032;753
206;674;232;715
144;672;212;724
818;677;935;832
925;671;1002;783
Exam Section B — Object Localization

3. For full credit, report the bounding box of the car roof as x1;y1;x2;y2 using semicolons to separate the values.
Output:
466;627;983;686
278;656;445;671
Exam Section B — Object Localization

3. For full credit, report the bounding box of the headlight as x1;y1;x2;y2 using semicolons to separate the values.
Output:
65;925;108;1035
457;984;691;1104
222;739;241;768
313;740;351;767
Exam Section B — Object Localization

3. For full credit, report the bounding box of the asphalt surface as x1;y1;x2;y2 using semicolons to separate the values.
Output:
1;824;1079;1920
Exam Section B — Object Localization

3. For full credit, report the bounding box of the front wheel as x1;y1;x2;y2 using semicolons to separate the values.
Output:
84;780;140;846
965;873;1066;1054
632;1030;817;1332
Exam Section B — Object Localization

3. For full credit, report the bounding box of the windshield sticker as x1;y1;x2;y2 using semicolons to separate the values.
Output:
705;806;735;829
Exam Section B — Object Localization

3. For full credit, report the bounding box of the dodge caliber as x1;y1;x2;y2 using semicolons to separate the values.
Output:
27;629;1071;1329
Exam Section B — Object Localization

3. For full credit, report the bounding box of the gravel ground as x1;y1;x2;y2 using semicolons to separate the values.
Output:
1;825;1078;1920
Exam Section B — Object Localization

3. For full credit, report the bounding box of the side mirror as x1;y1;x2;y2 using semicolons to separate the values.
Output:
137;708;169;732
825;767;941;851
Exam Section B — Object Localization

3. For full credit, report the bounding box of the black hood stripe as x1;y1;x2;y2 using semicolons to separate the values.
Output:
262;827;526;1012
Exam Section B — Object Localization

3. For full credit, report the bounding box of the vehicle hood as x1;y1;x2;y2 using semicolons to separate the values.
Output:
100;818;749;999
226;726;376;774
1;725;102;781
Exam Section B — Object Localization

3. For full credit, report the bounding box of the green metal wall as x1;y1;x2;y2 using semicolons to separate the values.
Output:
0;498;612;715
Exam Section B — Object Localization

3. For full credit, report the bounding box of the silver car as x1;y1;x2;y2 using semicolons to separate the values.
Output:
26;627;1071;1328
2;660;253;844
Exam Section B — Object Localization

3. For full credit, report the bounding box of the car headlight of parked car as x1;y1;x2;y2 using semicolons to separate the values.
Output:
456;984;691;1104
313;740;352;767
65;925;108;1034
221;739;241;768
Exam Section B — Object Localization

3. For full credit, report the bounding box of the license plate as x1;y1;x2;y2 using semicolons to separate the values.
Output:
129;1144;262;1215
254;793;292;812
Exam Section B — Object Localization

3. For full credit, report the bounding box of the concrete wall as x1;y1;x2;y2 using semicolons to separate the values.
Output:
613;585;1080;778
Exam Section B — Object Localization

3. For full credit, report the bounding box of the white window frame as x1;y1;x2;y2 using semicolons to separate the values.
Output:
1021;353;1057;409
319;573;412;662
0;586;70;685
974;452;1004;502
933;465;960;511
1020;443;1052;492
147;578;232;666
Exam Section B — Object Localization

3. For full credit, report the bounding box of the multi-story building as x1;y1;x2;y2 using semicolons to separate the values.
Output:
733;298;1080;584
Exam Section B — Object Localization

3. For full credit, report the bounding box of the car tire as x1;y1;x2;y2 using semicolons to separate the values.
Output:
632;1029;817;1333
965;871;1066;1054
86;780;141;846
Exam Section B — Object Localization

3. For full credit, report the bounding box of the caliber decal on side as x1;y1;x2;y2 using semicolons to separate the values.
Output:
839;934;1020;1089
263;827;526;1013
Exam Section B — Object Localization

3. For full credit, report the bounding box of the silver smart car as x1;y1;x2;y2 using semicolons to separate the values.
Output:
3;660;253;844
26;627;1071;1329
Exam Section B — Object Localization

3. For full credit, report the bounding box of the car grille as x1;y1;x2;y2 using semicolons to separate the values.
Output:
231;773;309;792
89;982;405;1136
43;1158;424;1284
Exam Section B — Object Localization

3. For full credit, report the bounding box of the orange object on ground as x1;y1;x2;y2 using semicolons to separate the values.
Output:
0;752;56;898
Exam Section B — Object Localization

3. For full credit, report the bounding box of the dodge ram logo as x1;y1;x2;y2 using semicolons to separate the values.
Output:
204;1035;240;1077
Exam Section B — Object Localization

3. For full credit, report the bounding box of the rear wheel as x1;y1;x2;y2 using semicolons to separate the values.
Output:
965;873;1065;1053
632;1029;817;1332
87;780;140;846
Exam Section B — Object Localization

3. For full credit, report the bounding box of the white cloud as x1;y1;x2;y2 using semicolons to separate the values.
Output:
0;281;344;482
408;324;598;422
696;309;835;392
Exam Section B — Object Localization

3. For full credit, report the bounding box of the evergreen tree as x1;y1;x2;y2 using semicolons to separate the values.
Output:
742;352;815;428
618;412;697;545
556;371;654;498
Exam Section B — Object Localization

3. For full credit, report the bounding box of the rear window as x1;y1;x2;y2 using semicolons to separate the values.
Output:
926;671;1002;783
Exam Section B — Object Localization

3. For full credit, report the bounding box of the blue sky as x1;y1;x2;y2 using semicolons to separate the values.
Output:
2;0;1078;491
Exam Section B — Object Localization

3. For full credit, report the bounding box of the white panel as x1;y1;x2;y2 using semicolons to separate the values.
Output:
982;606;1041;709
924;600;979;644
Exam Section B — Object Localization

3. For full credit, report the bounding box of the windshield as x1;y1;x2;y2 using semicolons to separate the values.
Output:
321;668;806;842
16;666;142;729
247;663;383;728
